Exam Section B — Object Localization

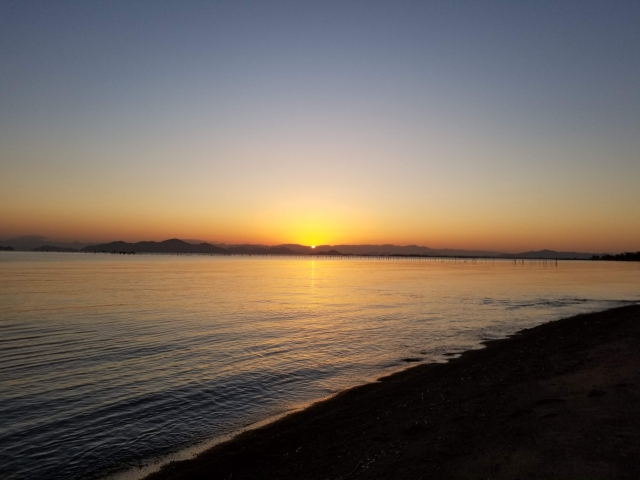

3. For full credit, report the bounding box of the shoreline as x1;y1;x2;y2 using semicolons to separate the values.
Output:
142;304;640;479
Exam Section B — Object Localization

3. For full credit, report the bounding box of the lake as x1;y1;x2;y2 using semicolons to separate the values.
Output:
1;253;638;479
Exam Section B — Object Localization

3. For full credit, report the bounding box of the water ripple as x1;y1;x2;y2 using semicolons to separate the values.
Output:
0;253;638;479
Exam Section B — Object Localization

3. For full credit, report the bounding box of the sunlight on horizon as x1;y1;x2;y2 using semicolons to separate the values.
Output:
1;2;639;253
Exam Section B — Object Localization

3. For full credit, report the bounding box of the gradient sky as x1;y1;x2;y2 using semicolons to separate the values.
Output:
1;1;639;252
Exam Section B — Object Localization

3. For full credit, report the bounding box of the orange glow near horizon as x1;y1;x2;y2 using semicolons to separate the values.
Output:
2;130;638;254
1;104;639;254
1;198;639;253
1;3;640;255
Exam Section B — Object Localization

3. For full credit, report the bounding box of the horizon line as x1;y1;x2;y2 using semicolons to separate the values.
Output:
1;235;626;256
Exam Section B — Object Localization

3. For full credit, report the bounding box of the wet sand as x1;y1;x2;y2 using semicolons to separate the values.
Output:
146;305;640;479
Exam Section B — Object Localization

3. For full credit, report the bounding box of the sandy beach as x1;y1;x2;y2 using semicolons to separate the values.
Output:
143;304;640;479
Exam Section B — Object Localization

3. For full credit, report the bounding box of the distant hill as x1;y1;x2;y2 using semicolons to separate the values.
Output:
593;252;640;262
1;236;92;251
226;246;298;255
72;238;601;259
283;244;498;257
316;244;441;256
275;244;317;254
315;249;343;256
499;250;594;260
81;238;226;254
33;245;78;252
0;245;14;251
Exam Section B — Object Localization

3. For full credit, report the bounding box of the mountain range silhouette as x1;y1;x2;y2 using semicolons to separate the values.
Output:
74;239;596;259
0;237;610;259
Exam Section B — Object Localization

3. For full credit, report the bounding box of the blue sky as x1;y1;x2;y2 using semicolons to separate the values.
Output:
1;1;639;251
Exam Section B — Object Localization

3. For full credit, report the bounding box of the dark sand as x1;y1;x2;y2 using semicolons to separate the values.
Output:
146;305;640;479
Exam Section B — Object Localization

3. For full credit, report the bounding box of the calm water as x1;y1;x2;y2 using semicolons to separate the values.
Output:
1;253;639;479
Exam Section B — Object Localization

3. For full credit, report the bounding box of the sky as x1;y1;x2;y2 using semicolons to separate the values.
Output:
1;1;639;253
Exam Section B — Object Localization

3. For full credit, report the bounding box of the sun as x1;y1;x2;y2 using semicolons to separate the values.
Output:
311;245;316;249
